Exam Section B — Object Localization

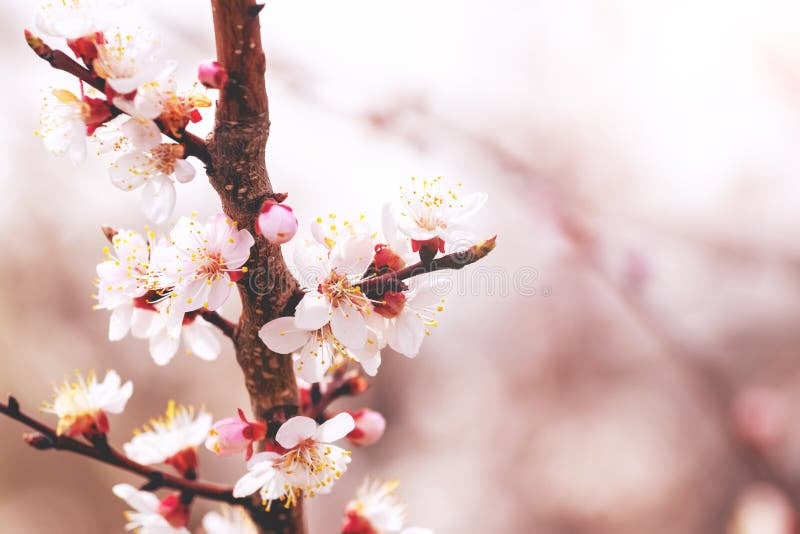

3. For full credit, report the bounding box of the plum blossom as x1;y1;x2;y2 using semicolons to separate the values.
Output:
42;370;133;437
233;413;354;510
93;27;172;95
112;484;190;533
93;228;151;341
123;401;211;477
205;409;267;460
390;176;486;253
342;478;433;534
374;275;449;358
202;505;258;534
109;138;195;224
35;0;126;40
36;88;112;164
149;213;254;314
259;318;383;383
134;303;221;366
292;233;375;348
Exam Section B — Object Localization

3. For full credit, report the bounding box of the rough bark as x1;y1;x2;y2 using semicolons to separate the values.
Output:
207;2;305;532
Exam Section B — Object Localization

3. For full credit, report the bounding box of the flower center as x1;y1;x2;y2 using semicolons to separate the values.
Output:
197;251;225;279
318;271;370;311
150;144;184;174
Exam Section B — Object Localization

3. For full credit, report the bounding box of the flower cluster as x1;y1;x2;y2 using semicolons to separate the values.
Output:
259;176;486;383
93;213;253;366
34;0;213;223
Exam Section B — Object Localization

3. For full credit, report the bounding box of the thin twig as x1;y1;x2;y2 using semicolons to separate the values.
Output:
200;310;237;339
24;30;211;165
0;395;241;503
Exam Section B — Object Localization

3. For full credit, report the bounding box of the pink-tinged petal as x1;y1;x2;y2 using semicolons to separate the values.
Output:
112;484;160;513
109;152;149;191
330;303;367;348
233;468;272;498
148;331;180;366
275;416;317;449
140;175;176;224
258;317;311;354
173;159;195;183
178;278;209;312
221;229;255;269
294;293;330;330
183;318;220;361
108;302;133;341
450;191;488;221
120;118;161;150
330;234;373;276
386;309;425;358
315;412;355;443
294;337;331;384
204;278;231;311
130;308;162;338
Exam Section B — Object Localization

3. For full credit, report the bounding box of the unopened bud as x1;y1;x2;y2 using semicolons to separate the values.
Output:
198;60;228;89
205;409;267;461
24;433;53;450
346;409;385;446
256;199;298;245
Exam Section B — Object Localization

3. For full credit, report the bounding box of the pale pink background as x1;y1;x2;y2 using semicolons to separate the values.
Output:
2;1;800;533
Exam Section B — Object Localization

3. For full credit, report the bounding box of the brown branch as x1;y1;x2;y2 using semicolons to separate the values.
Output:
0;395;240;503
24;30;211;165
357;236;497;299
207;2;304;532
200;310;237;339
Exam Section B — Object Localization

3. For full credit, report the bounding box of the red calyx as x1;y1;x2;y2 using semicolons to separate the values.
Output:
164;447;198;479
373;243;405;273
341;510;377;534
158;494;190;528
372;291;406;318
82;96;113;135
67;32;104;66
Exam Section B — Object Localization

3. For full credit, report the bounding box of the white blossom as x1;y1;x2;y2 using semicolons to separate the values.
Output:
112;484;189;534
35;0;126;40
202;506;258;534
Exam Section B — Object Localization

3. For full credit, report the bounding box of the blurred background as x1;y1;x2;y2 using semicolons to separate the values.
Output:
2;0;800;532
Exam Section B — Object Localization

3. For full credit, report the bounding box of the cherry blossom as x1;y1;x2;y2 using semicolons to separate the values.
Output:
202;506;258;534
134;303;221;366
233;413;355;510
36;88;111;164
123;400;212;477
390;176;487;254
149;213;254;314
42;370;133;437
342;478;433;534
112;484;190;534
205;408;267;460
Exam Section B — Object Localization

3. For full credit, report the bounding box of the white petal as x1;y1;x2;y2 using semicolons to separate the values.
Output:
233;469;271;498
148;331;180;365
173;159;195;183
315;412;354;443
330;234;373;276
329;304;367;348
259;317;311;354
184;318;220;361
294;338;331;384
109;152;149;191
294;293;331;330
108;303;133;341
130;308;163;339
140;176;176;224
275;416;317;449
112;484;159;513
204;279;232;311
387;309;425;358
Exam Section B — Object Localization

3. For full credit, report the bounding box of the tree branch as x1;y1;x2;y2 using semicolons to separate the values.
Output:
207;1;304;531
24;30;211;165
200;310;237;339
0;395;240;503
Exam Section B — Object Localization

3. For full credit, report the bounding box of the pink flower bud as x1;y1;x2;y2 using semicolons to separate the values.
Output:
198;60;228;89
158;494;190;528
205;409;267;460
256;199;298;245
346;409;386;447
